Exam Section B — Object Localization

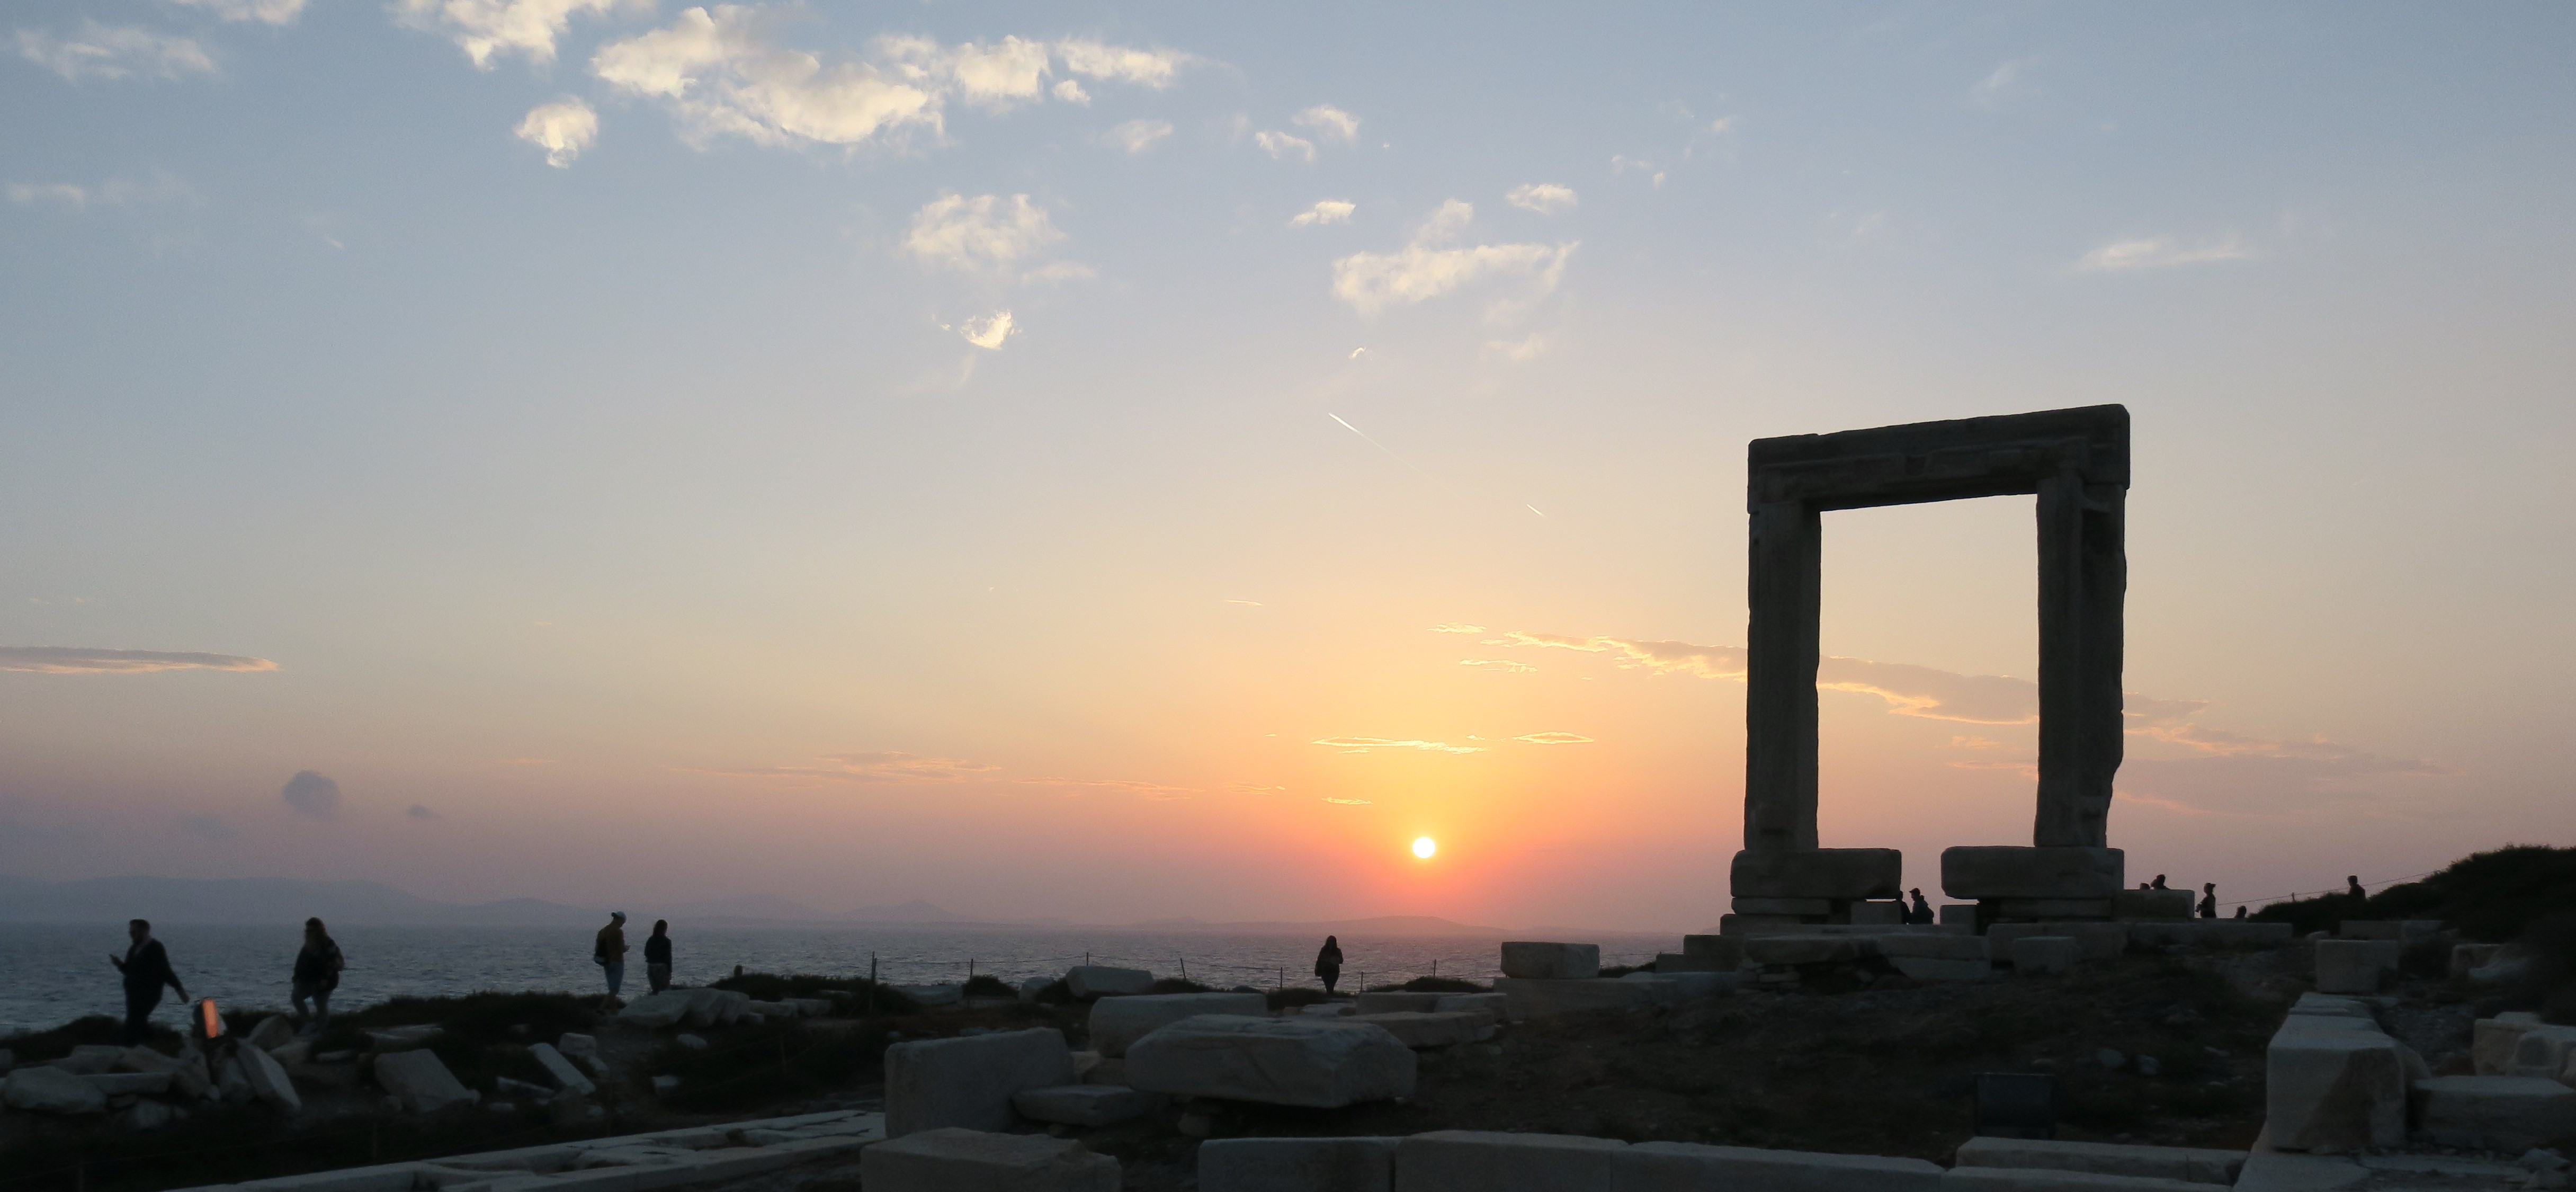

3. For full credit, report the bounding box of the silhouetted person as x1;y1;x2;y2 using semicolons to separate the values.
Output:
2347;876;2367;900
110;919;186;1046
593;911;629;1007
1907;888;1935;925
2137;882;2153;890
292;917;345;1033
645;919;674;993
1314;935;1345;995
2197;884;2218;920
2151;874;2169;890
2233;905;2249;919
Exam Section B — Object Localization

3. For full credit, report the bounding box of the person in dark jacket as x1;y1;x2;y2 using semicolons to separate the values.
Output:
1906;888;1936;925
645;920;674;993
1313;935;1344;995
292;917;346;1033
593;912;629;1007
109;919;187;1045
2198;884;2219;920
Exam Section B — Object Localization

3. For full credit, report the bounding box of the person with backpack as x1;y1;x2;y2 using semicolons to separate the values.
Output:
593;911;629;1007
292;917;346;1033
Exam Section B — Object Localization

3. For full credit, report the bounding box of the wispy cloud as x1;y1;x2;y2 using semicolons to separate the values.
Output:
167;0;307;24
16;23;216;81
1505;183;1577;215
1430;623;1484;634
1255;130;1316;162
1331;200;1577;316
904;193;1062;274
954;309;1017;350
1321;796;1372;805
1515;732;1594;745
6;172;195;211
1312;736;1485;755
1482;333;1548;362
1018;777;1195;800
1459;659;1535;674
2077;235;2249;272
1292;104;1359;143
1055;39;1189;87
1970;57;2037;109
1289;199;1355;228
398;0;639;69
406;803;441;820
697;751;1001;784
515;97;598;167
1105;118;1171;154
0;647;276;674
281;770;341;820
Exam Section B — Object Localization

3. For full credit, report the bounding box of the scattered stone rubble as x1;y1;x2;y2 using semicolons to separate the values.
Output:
164;1109;884;1192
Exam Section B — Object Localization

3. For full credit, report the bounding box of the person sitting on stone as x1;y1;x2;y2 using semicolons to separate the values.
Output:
2197;883;2218;919
292;917;345;1033
2151;874;2169;890
1314;935;1345;995
2347;875;2367;900
2137;882;2153;890
2233;905;2249;919
1906;888;1935;924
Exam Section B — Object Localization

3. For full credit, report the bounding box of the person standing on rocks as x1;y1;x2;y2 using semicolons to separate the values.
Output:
645;919;674;993
1313;935;1344;995
594;911;630;1007
109;919;187;1045
2197;883;2219;920
292;917;346;1033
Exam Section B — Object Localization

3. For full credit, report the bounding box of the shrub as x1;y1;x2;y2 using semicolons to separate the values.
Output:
2253;845;2576;942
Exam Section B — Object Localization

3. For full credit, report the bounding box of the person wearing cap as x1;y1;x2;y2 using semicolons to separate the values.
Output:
593;911;630;1007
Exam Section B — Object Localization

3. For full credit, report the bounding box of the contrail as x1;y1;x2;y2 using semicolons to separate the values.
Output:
1326;412;1466;500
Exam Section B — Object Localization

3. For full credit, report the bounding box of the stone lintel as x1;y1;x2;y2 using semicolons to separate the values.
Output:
1730;848;1902;901
1942;846;2124;900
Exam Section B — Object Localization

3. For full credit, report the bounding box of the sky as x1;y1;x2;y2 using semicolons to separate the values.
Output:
3;1;2572;932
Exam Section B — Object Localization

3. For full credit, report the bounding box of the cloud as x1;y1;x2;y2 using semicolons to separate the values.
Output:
16;23;216;81
0;647;276;674
878;34;1052;110
593;7;940;148
957;309;1016;349
1330;200;1577;316
697;751;1003;785
1054;39;1187;87
280;771;341;820
1104;118;1171;153
1017;777;1195;800
1505;183;1578;215
1052;79;1088;104
1459;659;1536;674
1485;630;2036;724
1292;104;1359;143
1321;796;1372;805
1311;737;1485;755
515;97;599;167
398;0;634;68
1970;58;2037;109
1255;131;1315;162
166;0;306;23
1515;732;1594;745
1482;333;1548;362
2076;235;2249;272
178;815;236;839
1430;623;1485;634
406;803;440;820
902;193;1063;275
1288;199;1354;228
5;173;195;212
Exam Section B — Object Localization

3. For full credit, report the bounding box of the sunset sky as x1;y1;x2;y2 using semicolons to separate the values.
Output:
4;2;2571;931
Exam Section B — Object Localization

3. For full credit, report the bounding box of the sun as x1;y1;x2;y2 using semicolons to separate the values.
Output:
1411;836;1437;859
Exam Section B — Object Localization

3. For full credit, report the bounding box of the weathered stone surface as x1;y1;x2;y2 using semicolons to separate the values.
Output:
1617;1140;1945;1191
2313;940;2400;995
2289;993;2375;1019
1743;934;1873;966
529;1042;597;1095
557;1033;598;1060
364;1024;442;1049
1393;1130;1623;1191
1125;1016;1413;1108
1087;992;1267;1057
49;1045;124;1075
2230;1151;2369;1192
373;1048;478;1114
1655;951;1731;974
1893;957;1996;982
1942;1170;2217;1191
2451;944;2505;979
1953;1136;2244;1185
2267;1015;2405;1151
1010;1084;1164;1127
884;1027;1074;1136
1996;899;2115;920
1064;967;1155;999
1200;1137;1400;1192
1655;971;1744;998
83;1071;172;1096
2507;1026;2576;1080
1343;1012;1491;1048
1881;933;1991;962
1989;922;2129;962
1491;978;1656;1019
2475;1013;2544;1076
1715;914;1811;937
2123;921;2292;948
1431;993;1508;1024
5;1064;110;1114
238;1045;301;1111
2011;936;2079;975
2111;889;2196;921
616;991;693;1028
1680;934;1739;961
1938;903;1979;929
860;1127;1119;1192
1942;846;2125;899
244;1016;296;1052
1730;848;1902;900
897;984;964;1008
1849;900;1907;926
1731;896;1831;915
2337;920;2444;945
1302;1003;1356;1017
1499;942;1599;980
1352;992;1444;1015
2412;1077;2576;1152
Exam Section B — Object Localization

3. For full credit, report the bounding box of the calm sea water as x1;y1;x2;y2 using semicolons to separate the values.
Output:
0;923;1672;1036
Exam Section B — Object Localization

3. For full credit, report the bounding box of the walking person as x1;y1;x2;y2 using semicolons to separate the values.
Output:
109;919;187;1046
645;919;674;993
593;911;629;1007
292;918;346;1033
2198;883;2219;920
1313;935;1345;995
1906;888;1935;925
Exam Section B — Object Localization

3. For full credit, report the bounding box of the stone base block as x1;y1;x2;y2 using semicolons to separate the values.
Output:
2412;1076;2576;1152
1892;957;1993;982
1731;897;1830;916
1743;934;1875;966
2111;889;2196;921
1994;899;2114;920
374;1048;478;1114
1394;1130;1624;1190
1655;971;1743;998
1953;1136;2245;1185
2313;940;2399;995
1491;977;1655;1019
1430;993;1508;1025
1010;1084;1163;1127
2507;1025;2576;1079
1881;933;1990;962
1125;1016;1414;1108
1942;846;2124;900
2266;1016;2405;1151
1617;1141;1944;1191
860;1127;1119;1192
1088;992;1267;1058
1344;1012;1492;1049
1731;849;1902;900
1063;967;1153;999
1989;922;2128;962
2123;921;2293;949
1656;951;1731;974
1943;1169;2217;1191
2475;1013;2544;1076
1717;914;1811;936
885;1028;1074;1136
1680;933;1734;960
1498;941;1600;980
1351;992;1443;1016
2011;937;2079;975
1938;903;1979;929
2289;993;2374;1019
1849;900;1906;925
1200;1137;1399;1192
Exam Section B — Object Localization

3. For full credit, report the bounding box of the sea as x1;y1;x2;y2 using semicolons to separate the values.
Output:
0;923;1675;1037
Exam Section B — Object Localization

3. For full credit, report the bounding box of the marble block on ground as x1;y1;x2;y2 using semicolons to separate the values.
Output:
2412;1076;2576;1152
1200;1137;1400;1192
2313;940;2400;995
2267;1015;2405;1151
2476;1012;2545;1076
1063;966;1154;999
884;1027;1074;1136
373;1048;477;1114
1124;1016;1414;1108
1498;942;1599;980
860;1127;1119;1192
1087;992;1267;1058
1491;977;1657;1019
1010;1084;1164;1127
1988;921;2129;962
1352;992;1443;1015
2011;937;2079;975
1617;1141;1945;1192
1432;993;1508;1024
1393;1131;1623;1192
1953;1136;2244;1185
1343;1012;1491;1048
